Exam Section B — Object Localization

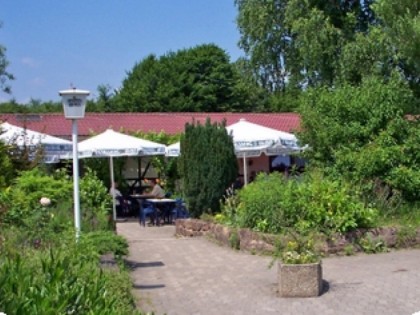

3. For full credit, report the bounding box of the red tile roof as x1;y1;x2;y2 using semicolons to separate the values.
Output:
0;112;301;138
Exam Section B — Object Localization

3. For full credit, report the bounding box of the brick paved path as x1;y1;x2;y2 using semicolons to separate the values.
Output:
117;222;420;315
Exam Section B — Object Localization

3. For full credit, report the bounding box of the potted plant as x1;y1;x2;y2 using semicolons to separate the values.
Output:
273;231;323;298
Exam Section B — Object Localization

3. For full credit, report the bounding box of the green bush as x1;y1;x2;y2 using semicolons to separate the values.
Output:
299;76;420;203
1;168;72;225
219;186;241;226
230;171;377;234
80;168;113;232
236;172;291;233
80;231;129;257
0;141;14;189
1;167;112;233
0;168;144;314
0;249;137;314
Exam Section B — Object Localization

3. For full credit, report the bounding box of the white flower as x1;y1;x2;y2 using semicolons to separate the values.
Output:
0;312;8;315
412;312;420;315
40;197;51;207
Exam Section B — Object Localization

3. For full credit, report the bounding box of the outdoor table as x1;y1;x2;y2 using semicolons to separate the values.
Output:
130;194;150;201
129;194;150;208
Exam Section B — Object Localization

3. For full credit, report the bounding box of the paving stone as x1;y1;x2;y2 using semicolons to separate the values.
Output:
117;222;420;315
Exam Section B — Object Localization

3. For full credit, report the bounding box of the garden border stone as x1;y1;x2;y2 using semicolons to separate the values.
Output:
175;219;420;255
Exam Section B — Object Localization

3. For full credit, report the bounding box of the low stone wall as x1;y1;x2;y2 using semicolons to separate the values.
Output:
175;219;275;253
175;219;420;256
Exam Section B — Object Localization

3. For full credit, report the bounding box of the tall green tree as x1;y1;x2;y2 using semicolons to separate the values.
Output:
230;58;270;112
0;99;26;113
235;0;292;92
115;44;252;112
0;99;61;112
235;0;375;92
86;84;115;112
374;0;420;105
178;119;238;217
0;22;14;94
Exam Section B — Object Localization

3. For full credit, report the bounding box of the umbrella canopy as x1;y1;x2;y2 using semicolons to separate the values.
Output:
226;119;301;185
78;129;166;158
226;118;299;156
0;122;72;163
78;129;166;220
166;142;181;157
165;119;300;158
165;119;303;185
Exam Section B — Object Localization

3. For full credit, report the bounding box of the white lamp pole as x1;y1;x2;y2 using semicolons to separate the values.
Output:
59;88;89;240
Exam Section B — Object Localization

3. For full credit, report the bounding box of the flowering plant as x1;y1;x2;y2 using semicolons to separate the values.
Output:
281;239;319;264
40;197;51;207
271;230;321;266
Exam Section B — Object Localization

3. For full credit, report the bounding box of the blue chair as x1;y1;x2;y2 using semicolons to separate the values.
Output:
172;198;189;220
139;200;158;226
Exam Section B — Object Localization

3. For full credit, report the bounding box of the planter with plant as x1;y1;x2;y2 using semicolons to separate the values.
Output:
273;231;323;298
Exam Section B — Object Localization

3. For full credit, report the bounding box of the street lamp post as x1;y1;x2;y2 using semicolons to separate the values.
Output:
59;88;89;240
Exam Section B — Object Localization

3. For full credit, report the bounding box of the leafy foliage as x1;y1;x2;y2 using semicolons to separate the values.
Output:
0;233;137;315
80;168;113;231
225;171;377;234
280;238;320;264
0;140;13;188
235;0;420;112
0;22;14;94
1;168;72;225
80;230;129;257
235;0;375;91
374;0;420;98
115;44;258;112
0;167;113;237
0;167;139;314
357;233;388;254
299;76;420;201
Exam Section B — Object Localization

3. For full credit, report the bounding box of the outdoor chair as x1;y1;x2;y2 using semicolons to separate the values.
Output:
139;201;159;226
116;196;130;218
172;198;189;220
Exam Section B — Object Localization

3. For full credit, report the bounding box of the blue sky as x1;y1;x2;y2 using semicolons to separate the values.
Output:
1;1;243;103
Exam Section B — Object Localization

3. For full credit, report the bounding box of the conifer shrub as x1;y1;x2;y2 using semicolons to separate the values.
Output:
178;118;237;217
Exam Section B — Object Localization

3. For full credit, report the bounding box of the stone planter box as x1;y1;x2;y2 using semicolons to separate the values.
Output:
278;261;323;297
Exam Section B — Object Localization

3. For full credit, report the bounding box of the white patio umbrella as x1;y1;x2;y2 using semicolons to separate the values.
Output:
226;119;300;185
165;142;181;157
78;129;166;220
164;119;302;185
0;122;72;163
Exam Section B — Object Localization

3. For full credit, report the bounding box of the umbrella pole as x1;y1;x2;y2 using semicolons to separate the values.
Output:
243;154;248;186
110;156;117;221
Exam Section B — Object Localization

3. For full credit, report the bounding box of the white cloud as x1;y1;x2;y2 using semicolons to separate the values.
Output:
21;57;38;68
30;77;45;87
